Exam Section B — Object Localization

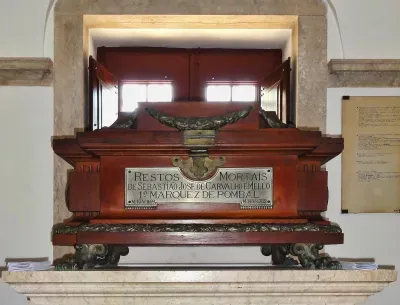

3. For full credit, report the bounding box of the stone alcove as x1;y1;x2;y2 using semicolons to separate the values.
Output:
53;0;328;259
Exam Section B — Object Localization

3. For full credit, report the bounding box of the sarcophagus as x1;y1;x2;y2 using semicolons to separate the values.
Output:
52;102;344;270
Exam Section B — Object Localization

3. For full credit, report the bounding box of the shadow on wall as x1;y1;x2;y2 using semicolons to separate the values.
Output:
322;0;345;58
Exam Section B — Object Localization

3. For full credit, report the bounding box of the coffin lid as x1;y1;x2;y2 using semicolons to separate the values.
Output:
52;103;343;165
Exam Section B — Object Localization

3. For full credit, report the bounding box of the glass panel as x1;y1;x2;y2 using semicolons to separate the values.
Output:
232;85;256;102
147;84;173;102
263;87;279;114
121;84;147;112
206;85;231;102
101;87;118;127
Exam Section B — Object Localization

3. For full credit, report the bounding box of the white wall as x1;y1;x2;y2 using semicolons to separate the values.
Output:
325;13;400;305
0;87;53;304
325;88;400;305
282;34;292;62
0;87;53;262
327;88;400;305
329;0;400;59
327;0;400;59
0;0;54;303
325;7;400;304
1;0;400;304
0;0;50;57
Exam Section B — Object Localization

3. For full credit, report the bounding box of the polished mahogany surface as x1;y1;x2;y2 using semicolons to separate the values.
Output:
52;102;344;246
97;47;282;102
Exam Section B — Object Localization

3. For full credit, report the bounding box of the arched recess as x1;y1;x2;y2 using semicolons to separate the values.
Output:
322;0;345;59
47;0;344;59
43;0;57;56
52;0;329;259
46;0;344;56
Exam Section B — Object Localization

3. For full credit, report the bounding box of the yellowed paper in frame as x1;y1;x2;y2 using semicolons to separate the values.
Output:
342;96;400;213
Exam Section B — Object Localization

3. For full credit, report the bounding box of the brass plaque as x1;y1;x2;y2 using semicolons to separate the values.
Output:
125;168;273;209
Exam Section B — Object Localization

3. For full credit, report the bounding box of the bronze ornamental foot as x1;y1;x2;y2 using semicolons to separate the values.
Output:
261;244;342;270
54;244;129;270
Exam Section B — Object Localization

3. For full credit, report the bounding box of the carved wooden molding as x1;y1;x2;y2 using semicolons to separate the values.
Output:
0;58;53;86
328;59;400;87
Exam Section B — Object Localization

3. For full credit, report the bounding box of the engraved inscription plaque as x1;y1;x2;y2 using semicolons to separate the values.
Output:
125;168;273;209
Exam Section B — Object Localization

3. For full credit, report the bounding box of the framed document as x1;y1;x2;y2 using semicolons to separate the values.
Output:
342;96;400;213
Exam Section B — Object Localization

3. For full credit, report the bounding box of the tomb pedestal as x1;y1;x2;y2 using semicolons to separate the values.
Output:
2;269;397;305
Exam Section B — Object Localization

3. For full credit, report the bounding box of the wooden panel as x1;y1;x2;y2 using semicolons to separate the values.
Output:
76;129;323;156
88;56;119;131
88;56;99;130
77;231;344;246
52;234;77;246
97;47;190;101
99;155;298;219
261;58;291;124
97;47;282;101
52;138;97;166
299;137;344;164
297;171;328;212
190;49;282;100
68;171;100;212
89;218;308;224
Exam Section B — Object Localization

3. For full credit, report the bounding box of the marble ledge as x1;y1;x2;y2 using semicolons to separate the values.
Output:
328;59;400;87
55;0;326;16
328;59;400;73
0;58;53;86
2;269;397;305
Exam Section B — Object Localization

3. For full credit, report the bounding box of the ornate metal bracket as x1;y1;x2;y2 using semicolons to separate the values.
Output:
183;130;216;147
261;244;342;270
172;156;226;180
145;106;253;131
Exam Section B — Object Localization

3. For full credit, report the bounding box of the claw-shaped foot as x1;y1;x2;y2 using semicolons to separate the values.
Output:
261;245;299;267
261;244;342;270
54;244;129;270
